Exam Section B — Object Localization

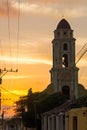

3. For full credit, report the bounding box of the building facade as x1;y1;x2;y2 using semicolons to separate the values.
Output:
42;106;87;130
42;101;72;130
66;107;87;130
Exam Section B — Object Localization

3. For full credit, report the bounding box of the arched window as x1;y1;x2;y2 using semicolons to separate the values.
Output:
63;43;68;50
62;54;68;68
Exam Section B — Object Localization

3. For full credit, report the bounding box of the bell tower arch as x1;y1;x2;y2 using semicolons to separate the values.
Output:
50;19;79;99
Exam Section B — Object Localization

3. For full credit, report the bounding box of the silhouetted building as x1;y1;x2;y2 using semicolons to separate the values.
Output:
50;19;79;99
42;19;87;130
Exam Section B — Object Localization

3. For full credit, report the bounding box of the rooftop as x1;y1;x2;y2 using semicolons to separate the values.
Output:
57;19;71;29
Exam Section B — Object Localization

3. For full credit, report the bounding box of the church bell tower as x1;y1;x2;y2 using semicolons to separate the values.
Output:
50;19;79;99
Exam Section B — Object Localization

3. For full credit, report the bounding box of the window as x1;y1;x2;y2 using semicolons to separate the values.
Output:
58;32;60;36
62;54;68;68
63;31;67;37
63;43;68;50
70;32;72;37
64;31;67;35
73;116;77;130
55;42;57;45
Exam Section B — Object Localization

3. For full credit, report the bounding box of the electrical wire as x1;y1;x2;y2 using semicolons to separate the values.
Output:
76;43;87;64
17;0;21;70
76;43;87;88
7;0;12;67
0;40;5;67
9;0;21;95
0;86;21;97
5;0;21;96
76;43;87;57
78;53;87;84
0;1;23;107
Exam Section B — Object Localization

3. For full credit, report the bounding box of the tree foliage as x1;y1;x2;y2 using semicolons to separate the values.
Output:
15;90;68;128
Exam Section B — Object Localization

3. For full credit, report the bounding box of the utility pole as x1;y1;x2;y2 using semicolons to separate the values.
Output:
0;67;18;109
0;68;18;129
0;68;18;84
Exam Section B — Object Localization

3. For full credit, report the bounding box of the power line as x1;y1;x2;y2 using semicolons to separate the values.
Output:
79;53;87;83
0;40;5;67
17;0;21;70
0;86;21;97
76;43;87;57
7;0;12;66
76;43;87;64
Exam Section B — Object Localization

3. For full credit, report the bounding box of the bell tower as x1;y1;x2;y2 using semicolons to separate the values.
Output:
50;19;79;99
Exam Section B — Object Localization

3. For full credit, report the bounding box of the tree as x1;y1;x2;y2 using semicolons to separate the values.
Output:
15;90;68;129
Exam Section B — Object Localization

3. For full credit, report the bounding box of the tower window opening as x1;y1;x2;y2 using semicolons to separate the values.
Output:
55;42;57;45
55;58;57;61
63;31;67;37
58;32;60;36
70;32;72;37
63;43;68;50
62;54;68;68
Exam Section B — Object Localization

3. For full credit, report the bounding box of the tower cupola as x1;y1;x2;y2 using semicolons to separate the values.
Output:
57;19;71;29
54;19;73;40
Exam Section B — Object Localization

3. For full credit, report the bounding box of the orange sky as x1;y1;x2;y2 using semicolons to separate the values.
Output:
0;0;87;115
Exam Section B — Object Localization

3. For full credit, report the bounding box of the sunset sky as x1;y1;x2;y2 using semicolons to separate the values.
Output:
0;0;87;112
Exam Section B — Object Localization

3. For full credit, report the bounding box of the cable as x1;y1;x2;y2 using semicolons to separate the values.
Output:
78;53;87;83
75;43;87;88
0;40;5;67
1;86;21;97
17;0;21;70
76;50;87;64
76;42;87;64
76;43;87;57
7;0;12;66
9;0;21;94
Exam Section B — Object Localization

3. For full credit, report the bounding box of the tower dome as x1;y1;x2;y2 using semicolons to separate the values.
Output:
57;19;71;29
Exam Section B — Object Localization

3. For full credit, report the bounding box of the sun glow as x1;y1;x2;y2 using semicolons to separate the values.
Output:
0;56;52;65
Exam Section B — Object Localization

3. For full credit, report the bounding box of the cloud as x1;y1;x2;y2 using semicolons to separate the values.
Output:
0;5;7;16
0;0;20;17
25;0;87;5
0;56;52;65
0;0;87;19
26;0;57;4
12;1;87;19
3;75;30;79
